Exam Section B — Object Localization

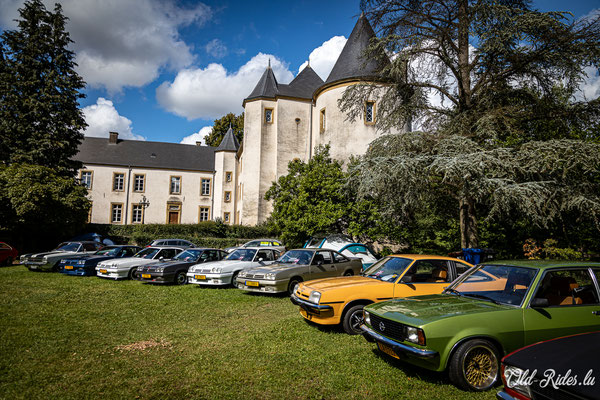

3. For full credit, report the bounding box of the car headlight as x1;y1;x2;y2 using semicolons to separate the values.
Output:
211;267;222;273
405;326;426;346
78;260;86;265
265;273;276;280
155;267;164;273
364;310;371;326
42;256;48;262
308;291;321;304
137;266;143;271
238;270;247;277
59;259;67;264
502;365;533;398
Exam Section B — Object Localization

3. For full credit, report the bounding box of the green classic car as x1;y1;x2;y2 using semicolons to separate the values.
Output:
361;261;600;391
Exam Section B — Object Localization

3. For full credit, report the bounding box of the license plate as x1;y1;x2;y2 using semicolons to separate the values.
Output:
99;269;107;274
65;266;74;270
195;275;206;280
141;274;151;279
377;342;400;359
245;281;259;287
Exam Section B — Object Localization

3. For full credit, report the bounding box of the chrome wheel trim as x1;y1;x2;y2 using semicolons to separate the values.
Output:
462;345;498;390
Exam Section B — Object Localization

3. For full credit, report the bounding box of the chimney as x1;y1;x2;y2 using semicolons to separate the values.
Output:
109;131;119;144
196;141;203;146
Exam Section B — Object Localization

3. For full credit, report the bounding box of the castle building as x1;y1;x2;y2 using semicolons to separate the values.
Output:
75;14;404;226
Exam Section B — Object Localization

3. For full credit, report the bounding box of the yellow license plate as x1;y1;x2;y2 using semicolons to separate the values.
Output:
377;342;400;359
65;266;74;270
245;281;259;287
141;274;151;279
195;275;206;280
99;269;107;274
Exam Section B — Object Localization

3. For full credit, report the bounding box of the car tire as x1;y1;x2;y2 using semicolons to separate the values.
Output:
342;304;366;335
287;278;302;295
175;271;187;285
5;257;13;266
448;339;500;391
343;270;353;276
231;271;239;288
128;268;137;280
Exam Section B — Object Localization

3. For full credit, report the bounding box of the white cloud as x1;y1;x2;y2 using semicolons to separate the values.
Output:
156;53;294;120
82;98;145;140
205;39;228;59
180;126;213;146
0;0;212;93
577;65;600;100
298;36;347;81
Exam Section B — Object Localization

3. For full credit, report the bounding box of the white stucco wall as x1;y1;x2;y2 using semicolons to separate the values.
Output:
81;164;213;224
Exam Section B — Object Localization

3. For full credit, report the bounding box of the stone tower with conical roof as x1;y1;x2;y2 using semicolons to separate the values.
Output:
213;125;239;224
236;14;403;225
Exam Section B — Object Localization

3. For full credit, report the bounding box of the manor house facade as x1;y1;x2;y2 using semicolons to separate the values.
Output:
75;14;405;226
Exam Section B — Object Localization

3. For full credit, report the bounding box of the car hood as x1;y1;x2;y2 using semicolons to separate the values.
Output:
190;259;256;272
366;294;512;326
100;257;157;268
32;250;81;259
304;276;389;291
245;262;302;274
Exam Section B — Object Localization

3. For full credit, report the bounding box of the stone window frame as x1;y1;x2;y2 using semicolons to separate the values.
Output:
133;174;146;193
201;178;212;196
170;175;181;195
364;101;376;125
264;108;274;124
112;172;125;192
131;204;144;224
224;212;231;224
224;191;231;203
198;206;211;222
110;202;123;224
320;108;326;133
80;170;93;190
225;171;232;183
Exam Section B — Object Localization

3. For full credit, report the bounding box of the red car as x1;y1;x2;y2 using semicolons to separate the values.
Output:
0;242;18;266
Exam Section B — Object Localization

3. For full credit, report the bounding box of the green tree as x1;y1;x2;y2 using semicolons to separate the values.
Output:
341;0;600;247
204;113;244;147
0;164;90;250
0;0;86;176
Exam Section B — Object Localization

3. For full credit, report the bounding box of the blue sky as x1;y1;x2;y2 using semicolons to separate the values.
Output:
0;0;598;144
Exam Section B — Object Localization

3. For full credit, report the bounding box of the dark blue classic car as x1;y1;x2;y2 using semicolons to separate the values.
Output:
58;245;141;276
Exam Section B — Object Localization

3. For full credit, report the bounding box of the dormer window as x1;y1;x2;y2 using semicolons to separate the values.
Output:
264;108;274;124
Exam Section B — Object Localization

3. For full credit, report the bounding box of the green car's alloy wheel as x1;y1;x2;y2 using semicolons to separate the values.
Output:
175;271;187;285
449;339;500;391
342;304;365;335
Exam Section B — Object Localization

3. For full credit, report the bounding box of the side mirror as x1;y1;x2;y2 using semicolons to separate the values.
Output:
258;258;264;262
159;256;164;261
317;261;323;267
530;298;549;308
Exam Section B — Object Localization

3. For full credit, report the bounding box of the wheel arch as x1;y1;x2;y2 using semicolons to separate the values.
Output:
341;299;375;320
444;334;505;370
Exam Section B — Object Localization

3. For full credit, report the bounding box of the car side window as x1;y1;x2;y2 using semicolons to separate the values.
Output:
83;243;97;251
316;251;332;264
534;269;599;306
256;250;270;261
158;249;176;259
405;260;450;283
454;261;471;276
333;252;348;263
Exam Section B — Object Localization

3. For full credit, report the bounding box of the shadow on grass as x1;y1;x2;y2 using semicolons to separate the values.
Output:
369;347;449;386
302;318;345;335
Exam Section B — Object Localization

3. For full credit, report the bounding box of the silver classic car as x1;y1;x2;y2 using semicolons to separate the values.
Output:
236;248;363;294
20;241;104;271
95;246;183;280
187;247;281;287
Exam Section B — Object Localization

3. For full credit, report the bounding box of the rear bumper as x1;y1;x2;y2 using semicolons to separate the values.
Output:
360;324;438;359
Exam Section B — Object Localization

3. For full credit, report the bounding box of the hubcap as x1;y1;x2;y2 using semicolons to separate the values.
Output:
463;346;498;389
350;310;364;332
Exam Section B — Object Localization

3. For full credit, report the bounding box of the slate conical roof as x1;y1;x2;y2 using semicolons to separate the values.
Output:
215;125;240;152
279;65;324;98
245;64;279;101
325;13;388;84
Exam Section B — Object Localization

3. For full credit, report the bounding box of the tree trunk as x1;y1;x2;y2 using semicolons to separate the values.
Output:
459;196;479;248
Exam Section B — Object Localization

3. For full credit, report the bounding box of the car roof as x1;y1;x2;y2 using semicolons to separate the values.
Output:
481;260;600;269
234;246;278;250
148;246;185;249
388;254;470;261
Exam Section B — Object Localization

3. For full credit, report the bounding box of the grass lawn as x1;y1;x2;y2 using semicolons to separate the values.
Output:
0;265;497;399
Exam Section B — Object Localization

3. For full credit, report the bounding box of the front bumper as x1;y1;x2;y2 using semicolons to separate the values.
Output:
290;293;333;314
96;267;129;280
360;324;438;359
235;277;288;293
59;264;95;276
22;260;53;270
137;271;174;284
187;272;231;286
496;391;516;400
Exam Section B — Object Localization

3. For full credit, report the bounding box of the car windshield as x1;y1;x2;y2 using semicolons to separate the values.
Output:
226;249;257;261
174;250;201;262
305;238;323;247
447;264;538;306
94;247;120;256
56;243;81;252
363;257;413;282
276;250;313;265
134;248;159;259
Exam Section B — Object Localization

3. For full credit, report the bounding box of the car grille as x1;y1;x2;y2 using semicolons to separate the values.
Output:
30;256;46;263
370;314;406;343
243;273;264;279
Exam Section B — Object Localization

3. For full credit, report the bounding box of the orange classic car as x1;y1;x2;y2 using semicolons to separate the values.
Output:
290;254;473;334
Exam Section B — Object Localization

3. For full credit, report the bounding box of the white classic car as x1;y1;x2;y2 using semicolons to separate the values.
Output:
187;247;282;287
95;246;183;280
304;235;379;269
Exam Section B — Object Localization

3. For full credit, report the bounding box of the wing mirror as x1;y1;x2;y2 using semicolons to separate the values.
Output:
258;257;264;262
317;261;323;267
530;298;549;308
159;256;164;261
